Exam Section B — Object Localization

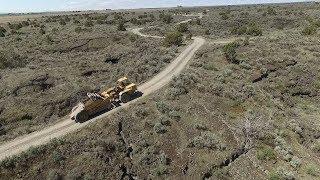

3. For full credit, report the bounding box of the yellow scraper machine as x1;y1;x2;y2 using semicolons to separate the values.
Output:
70;77;138;122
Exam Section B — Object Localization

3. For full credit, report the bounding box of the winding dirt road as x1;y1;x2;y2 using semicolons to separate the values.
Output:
0;23;206;161
0;13;236;160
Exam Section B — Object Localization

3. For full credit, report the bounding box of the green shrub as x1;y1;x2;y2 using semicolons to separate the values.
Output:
0;50;26;69
195;18;201;25
73;19;80;24
186;33;192;40
153;164;168;176
159;152;170;165
213;168;230;179
21;114;33;121
203;62;216;70
219;11;231;20
45;35;54;44
268;168;295;180
52;151;65;165
0;31;4;37
59;19;66;26
264;7;277;16
25;146;45;158
194;122;208;131
166;86;187;100
163;31;183;47
21;21;30;27
130;17;139;25
204;29;210;35
30;20;39;27
176;23;188;33
113;13;124;21
0;156;17;169
189;132;225;150
221;13;229;20
52;28;58;34
129;33;138;42
47;169;62;180
0;123;5;135
160;116;171;126
231;25;247;35
50;138;66;147
0;26;6;35
8;22;23;30
246;24;262;36
66;168;83;180
290;156;301;168
243;36;250;46
45;17;53;23
96;19;104;24
149;14;155;20
160;13;173;24
156;101;172;114
312;142;320;153
117;22;126;31
64;16;70;22
272;17;293;30
223;42;240;64
75;26;83;33
302;25;317;35
306;165;319;177
138;14;148;19
39;28;46;35
133;107;150;119
231;23;262;36
268;171;281;180
168;110;181;121
85;20;94;27
10;29;17;35
312;20;320;28
257;146;276;161
154;122;167;134
166;73;198;99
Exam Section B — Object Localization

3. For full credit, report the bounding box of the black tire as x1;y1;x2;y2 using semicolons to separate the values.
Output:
75;111;89;123
120;92;131;103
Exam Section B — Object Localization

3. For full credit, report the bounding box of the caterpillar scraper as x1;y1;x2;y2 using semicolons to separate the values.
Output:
70;77;138;123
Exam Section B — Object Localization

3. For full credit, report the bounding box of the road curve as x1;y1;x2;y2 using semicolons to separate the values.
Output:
129;27;164;39
0;25;206;161
129;12;203;38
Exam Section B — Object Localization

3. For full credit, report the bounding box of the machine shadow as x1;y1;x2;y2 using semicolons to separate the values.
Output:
77;91;144;123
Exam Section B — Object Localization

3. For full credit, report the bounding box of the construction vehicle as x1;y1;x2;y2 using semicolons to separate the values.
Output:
70;77;138;122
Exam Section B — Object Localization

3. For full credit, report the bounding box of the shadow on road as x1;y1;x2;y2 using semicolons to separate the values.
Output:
76;91;144;123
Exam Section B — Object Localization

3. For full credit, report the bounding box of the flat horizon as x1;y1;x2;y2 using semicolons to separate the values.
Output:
0;0;312;14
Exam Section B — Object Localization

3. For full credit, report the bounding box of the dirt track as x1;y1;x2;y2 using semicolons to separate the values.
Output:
0;25;206;161
0;15;233;160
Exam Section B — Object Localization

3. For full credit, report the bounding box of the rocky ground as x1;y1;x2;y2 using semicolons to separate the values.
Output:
1;2;320;180
0;11;185;142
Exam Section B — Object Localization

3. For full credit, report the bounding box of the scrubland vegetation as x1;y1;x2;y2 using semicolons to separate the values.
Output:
0;11;186;142
1;1;320;179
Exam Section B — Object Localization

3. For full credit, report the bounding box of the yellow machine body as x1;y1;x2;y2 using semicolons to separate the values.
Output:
70;77;138;122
